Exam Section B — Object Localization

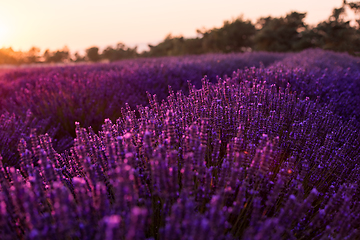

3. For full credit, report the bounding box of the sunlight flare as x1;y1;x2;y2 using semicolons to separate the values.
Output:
0;22;8;46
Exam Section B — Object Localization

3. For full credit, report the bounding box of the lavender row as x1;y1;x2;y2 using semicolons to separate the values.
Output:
1;49;360;168
268;49;360;121
0;52;287;166
1;75;359;239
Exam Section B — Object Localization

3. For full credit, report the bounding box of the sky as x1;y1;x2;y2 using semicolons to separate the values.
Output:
0;0;354;54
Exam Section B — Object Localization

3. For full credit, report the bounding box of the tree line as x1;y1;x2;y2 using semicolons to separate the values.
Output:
1;0;359;65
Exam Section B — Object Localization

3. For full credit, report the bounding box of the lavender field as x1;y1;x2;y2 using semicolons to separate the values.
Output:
0;49;360;239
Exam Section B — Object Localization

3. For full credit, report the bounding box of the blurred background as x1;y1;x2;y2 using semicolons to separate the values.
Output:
0;0;359;65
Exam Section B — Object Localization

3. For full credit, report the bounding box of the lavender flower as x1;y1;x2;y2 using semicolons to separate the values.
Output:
0;49;360;239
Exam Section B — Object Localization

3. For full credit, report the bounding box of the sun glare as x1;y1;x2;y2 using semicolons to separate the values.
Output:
0;22;8;46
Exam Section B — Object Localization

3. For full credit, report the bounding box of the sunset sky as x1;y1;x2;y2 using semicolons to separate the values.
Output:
0;0;352;53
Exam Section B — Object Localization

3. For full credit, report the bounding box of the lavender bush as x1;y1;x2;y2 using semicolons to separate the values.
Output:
1;71;359;239
0;110;63;167
268;49;360;122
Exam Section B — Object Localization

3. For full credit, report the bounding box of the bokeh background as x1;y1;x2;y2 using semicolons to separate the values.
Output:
0;0;359;64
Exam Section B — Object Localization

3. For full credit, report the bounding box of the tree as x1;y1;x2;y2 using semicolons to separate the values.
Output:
253;12;310;52
43;49;51;63
344;0;360;27
101;42;138;62
43;46;70;63
0;47;21;65
310;5;360;53
145;34;184;57
198;16;256;53
26;47;41;63
72;52;86;62
86;46;100;62
143;16;256;57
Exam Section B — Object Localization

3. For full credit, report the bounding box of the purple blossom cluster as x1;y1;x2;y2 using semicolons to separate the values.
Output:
267;49;360;122
1;70;359;239
0;110;61;167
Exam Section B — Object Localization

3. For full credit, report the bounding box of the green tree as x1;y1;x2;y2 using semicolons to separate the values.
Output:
72;52;86;62
26;47;41;63
101;42;138;62
86;46;100;62
182;38;204;55
43;46;70;63
344;0;360;27
253;12;309;52
143;16;256;57
310;5;360;54
198;16;256;53
145;34;185;57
